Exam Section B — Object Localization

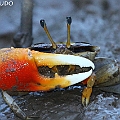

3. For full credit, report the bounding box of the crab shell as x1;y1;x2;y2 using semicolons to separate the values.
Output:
31;42;100;61
0;47;94;92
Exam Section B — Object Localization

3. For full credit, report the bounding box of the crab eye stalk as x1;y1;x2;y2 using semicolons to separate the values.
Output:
66;17;72;48
40;20;57;49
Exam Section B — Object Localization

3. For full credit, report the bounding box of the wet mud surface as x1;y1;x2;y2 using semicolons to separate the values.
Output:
0;0;120;120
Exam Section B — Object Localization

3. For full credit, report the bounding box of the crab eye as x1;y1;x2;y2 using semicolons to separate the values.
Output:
40;19;45;28
66;17;72;25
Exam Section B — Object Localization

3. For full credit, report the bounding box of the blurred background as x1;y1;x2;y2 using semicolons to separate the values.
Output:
0;0;120;119
0;0;120;61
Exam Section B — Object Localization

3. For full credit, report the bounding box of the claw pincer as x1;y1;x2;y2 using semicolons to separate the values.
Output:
0;48;94;92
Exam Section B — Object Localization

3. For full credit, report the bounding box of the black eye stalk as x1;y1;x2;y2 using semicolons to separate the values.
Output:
66;17;72;48
40;17;72;49
40;19;57;49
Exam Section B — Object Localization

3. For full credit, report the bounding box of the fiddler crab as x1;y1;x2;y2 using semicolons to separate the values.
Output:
0;17;119;119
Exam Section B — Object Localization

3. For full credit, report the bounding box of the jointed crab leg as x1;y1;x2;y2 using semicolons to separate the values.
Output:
2;90;40;120
82;73;96;106
1;90;27;119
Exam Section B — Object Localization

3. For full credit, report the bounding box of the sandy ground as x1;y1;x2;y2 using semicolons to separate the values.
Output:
0;0;120;120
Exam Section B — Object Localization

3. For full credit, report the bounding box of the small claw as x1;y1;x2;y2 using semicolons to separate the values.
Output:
82;87;92;106
82;73;96;106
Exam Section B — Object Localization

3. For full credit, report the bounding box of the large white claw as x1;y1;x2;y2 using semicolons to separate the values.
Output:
33;52;95;87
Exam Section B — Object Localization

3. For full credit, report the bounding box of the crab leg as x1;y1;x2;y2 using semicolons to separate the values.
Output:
2;90;40;120
1;90;27;119
82;73;96;106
